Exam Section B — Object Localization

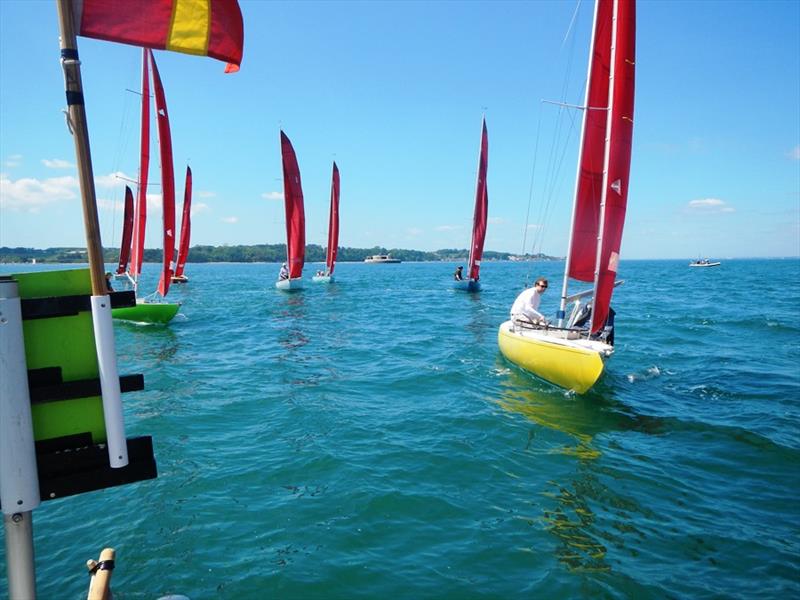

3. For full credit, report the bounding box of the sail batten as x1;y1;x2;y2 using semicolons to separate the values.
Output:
326;162;340;275
468;117;489;282
150;49;176;298
280;131;305;280
174;165;192;278
116;185;134;274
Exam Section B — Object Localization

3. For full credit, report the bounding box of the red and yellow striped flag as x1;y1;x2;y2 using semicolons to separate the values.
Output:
74;0;243;70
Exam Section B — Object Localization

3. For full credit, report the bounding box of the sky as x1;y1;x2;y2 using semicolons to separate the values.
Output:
1;0;798;260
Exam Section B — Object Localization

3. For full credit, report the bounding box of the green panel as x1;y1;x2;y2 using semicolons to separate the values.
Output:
13;268;107;443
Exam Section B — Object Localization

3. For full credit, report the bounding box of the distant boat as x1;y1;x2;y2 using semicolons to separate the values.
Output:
313;162;340;284
498;0;636;394
689;258;720;267
364;254;400;263
276;130;305;291
111;49;180;324
171;166;192;283
454;116;488;292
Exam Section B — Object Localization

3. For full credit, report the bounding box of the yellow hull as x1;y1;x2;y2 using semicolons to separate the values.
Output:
497;321;609;394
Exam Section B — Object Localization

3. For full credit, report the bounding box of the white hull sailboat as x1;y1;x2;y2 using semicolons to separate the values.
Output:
276;131;306;292
498;0;636;394
312;162;340;284
454;116;489;292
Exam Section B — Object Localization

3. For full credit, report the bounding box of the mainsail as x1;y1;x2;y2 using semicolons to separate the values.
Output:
280;131;306;280
149;49;176;297
566;0;635;333
468;117;489;282
325;162;340;276
174;165;193;279
115;186;134;274
129;48;150;281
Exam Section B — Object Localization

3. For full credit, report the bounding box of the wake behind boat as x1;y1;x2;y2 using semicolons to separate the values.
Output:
498;0;636;393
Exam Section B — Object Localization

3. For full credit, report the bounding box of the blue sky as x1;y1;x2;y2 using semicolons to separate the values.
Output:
1;0;798;259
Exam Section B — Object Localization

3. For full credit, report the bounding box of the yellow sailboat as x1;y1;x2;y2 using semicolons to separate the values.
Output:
499;0;636;393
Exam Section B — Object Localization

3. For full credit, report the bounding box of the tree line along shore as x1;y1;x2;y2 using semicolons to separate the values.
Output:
0;245;560;264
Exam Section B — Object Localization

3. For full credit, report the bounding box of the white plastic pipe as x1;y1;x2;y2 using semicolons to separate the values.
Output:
90;295;128;468
0;279;40;513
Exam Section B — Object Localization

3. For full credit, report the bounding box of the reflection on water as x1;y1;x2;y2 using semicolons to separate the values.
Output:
497;366;655;573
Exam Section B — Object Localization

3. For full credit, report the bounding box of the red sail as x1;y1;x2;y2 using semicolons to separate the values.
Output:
326;162;340;275
280;131;306;279
130;48;150;279
468;117;489;282
116;185;134;274
174;166;192;278
591;0;635;333
150;49;176;297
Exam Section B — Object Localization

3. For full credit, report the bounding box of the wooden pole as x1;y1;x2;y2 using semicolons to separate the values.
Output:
54;0;105;295
86;548;116;600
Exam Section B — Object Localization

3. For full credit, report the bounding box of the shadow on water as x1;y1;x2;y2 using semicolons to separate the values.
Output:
496;365;664;575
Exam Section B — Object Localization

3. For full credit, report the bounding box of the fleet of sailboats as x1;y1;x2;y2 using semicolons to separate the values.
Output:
454;116;489;292
111;48;180;324
276;131;306;291
498;0;636;394
313;162;341;284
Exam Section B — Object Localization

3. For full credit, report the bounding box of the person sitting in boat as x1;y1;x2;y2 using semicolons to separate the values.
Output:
105;272;114;292
510;277;549;328
454;265;464;281
279;263;289;280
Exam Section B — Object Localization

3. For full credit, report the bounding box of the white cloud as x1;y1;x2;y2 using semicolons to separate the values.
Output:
435;225;461;231
687;198;735;213
42;158;73;169
222;216;238;224
0;173;78;212
191;202;210;217
94;171;130;189
488;217;506;225
197;190;216;199
789;145;800;160
97;197;125;212
262;191;283;201
406;227;423;236
4;154;22;168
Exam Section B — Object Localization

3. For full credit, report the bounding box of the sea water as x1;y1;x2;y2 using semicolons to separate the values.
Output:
1;259;798;599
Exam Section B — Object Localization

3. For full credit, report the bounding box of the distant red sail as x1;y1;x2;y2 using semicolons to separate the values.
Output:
280;131;305;279
590;0;635;333
150;49;176;298
468;117;489;282
174;166;192;278
326;162;340;275
130;48;150;279
116;185;134;274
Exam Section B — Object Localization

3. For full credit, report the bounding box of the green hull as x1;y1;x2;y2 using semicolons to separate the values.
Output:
112;301;180;324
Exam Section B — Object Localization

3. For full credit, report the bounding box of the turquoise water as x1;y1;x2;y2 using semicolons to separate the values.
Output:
1;259;799;599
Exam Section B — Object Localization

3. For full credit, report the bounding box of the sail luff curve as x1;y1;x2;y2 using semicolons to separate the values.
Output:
116;185;134;274
174;165;192;278
149;49;176;298
280;131;305;279
468;117;489;282
326;162;340;275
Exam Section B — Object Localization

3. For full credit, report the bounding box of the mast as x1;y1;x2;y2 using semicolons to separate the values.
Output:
468;115;489;282
557;0;603;327
129;48;150;289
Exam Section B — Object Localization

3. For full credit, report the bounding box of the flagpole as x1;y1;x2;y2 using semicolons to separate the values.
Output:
55;0;128;468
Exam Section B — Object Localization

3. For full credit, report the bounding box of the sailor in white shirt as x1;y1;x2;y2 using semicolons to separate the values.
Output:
510;278;549;327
